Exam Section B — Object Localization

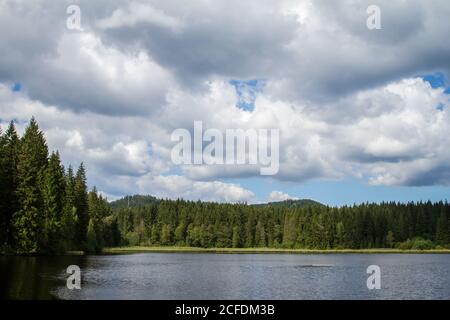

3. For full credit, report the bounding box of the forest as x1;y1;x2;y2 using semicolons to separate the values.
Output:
114;197;450;250
1;118;449;255
0;118;119;255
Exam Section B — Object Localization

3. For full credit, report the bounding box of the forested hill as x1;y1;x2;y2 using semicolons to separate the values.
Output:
114;199;450;250
253;199;324;209
109;197;449;251
109;195;323;210
109;195;159;209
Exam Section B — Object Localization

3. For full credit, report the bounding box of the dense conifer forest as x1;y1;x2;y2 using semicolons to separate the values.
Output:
1;118;449;255
0;118;119;254
114;198;450;249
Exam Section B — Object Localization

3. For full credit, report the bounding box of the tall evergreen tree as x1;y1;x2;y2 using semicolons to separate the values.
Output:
74;163;89;249
85;218;98;253
87;187;109;252
41;151;66;253
0;122;20;248
436;209;449;246
60;165;78;250
13;118;49;253
0;128;7;246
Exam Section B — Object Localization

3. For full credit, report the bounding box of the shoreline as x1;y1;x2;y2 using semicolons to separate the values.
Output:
103;246;450;255
3;247;450;256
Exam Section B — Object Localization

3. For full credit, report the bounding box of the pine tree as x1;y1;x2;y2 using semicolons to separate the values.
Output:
85;218;98;253
13;118;49;253
386;230;395;248
436;209;449;246
255;221;267;247
0;128;7;247
336;221;345;247
0;122;20;248
74;163;89;249
282;213;297;248
65;166;76;210
42;151;66;253
87;187;108;251
160;224;173;245
232;226;241;248
174;223;186;245
60;165;77;250
151;224;160;244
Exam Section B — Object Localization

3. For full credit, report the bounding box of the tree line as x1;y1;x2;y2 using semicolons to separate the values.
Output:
115;199;450;249
0;118;120;255
1;118;450;254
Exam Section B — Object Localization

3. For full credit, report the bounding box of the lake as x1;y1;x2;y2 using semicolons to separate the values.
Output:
1;253;449;300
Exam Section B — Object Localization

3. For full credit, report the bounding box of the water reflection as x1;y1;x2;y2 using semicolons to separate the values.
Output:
1;253;449;300
0;255;86;299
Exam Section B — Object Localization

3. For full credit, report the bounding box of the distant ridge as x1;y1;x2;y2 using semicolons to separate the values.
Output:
110;195;324;209
109;195;159;209
252;199;325;209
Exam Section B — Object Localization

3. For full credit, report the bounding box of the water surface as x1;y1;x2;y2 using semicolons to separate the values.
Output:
1;253;449;300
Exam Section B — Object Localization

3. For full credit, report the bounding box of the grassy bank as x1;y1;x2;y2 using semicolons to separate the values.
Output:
103;246;450;254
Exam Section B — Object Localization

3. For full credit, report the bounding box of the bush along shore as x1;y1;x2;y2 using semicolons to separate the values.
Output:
104;246;450;255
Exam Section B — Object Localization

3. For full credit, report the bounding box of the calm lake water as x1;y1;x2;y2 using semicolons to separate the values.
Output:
1;253;449;300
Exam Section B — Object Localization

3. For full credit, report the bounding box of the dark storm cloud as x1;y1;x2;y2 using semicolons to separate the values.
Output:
96;0;297;89
91;0;450;104
2;0;450;114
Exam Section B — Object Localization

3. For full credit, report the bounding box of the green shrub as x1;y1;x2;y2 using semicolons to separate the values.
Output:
398;237;435;250
125;232;140;246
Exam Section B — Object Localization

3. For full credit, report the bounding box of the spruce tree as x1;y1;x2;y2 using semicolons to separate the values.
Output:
85;218;98;253
42;151;66;253
436;209;449;246
60;165;78;250
0;122;20;248
13;118;49;253
0;128;7;247
174;223;186;245
74;163;89;249
87;187;106;251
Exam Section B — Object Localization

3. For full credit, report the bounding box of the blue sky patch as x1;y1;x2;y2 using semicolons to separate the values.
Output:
231;177;450;207
229;79;265;112
11;82;21;92
420;72;450;95
421;72;446;88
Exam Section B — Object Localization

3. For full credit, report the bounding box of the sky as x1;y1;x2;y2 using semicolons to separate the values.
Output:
1;0;450;206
